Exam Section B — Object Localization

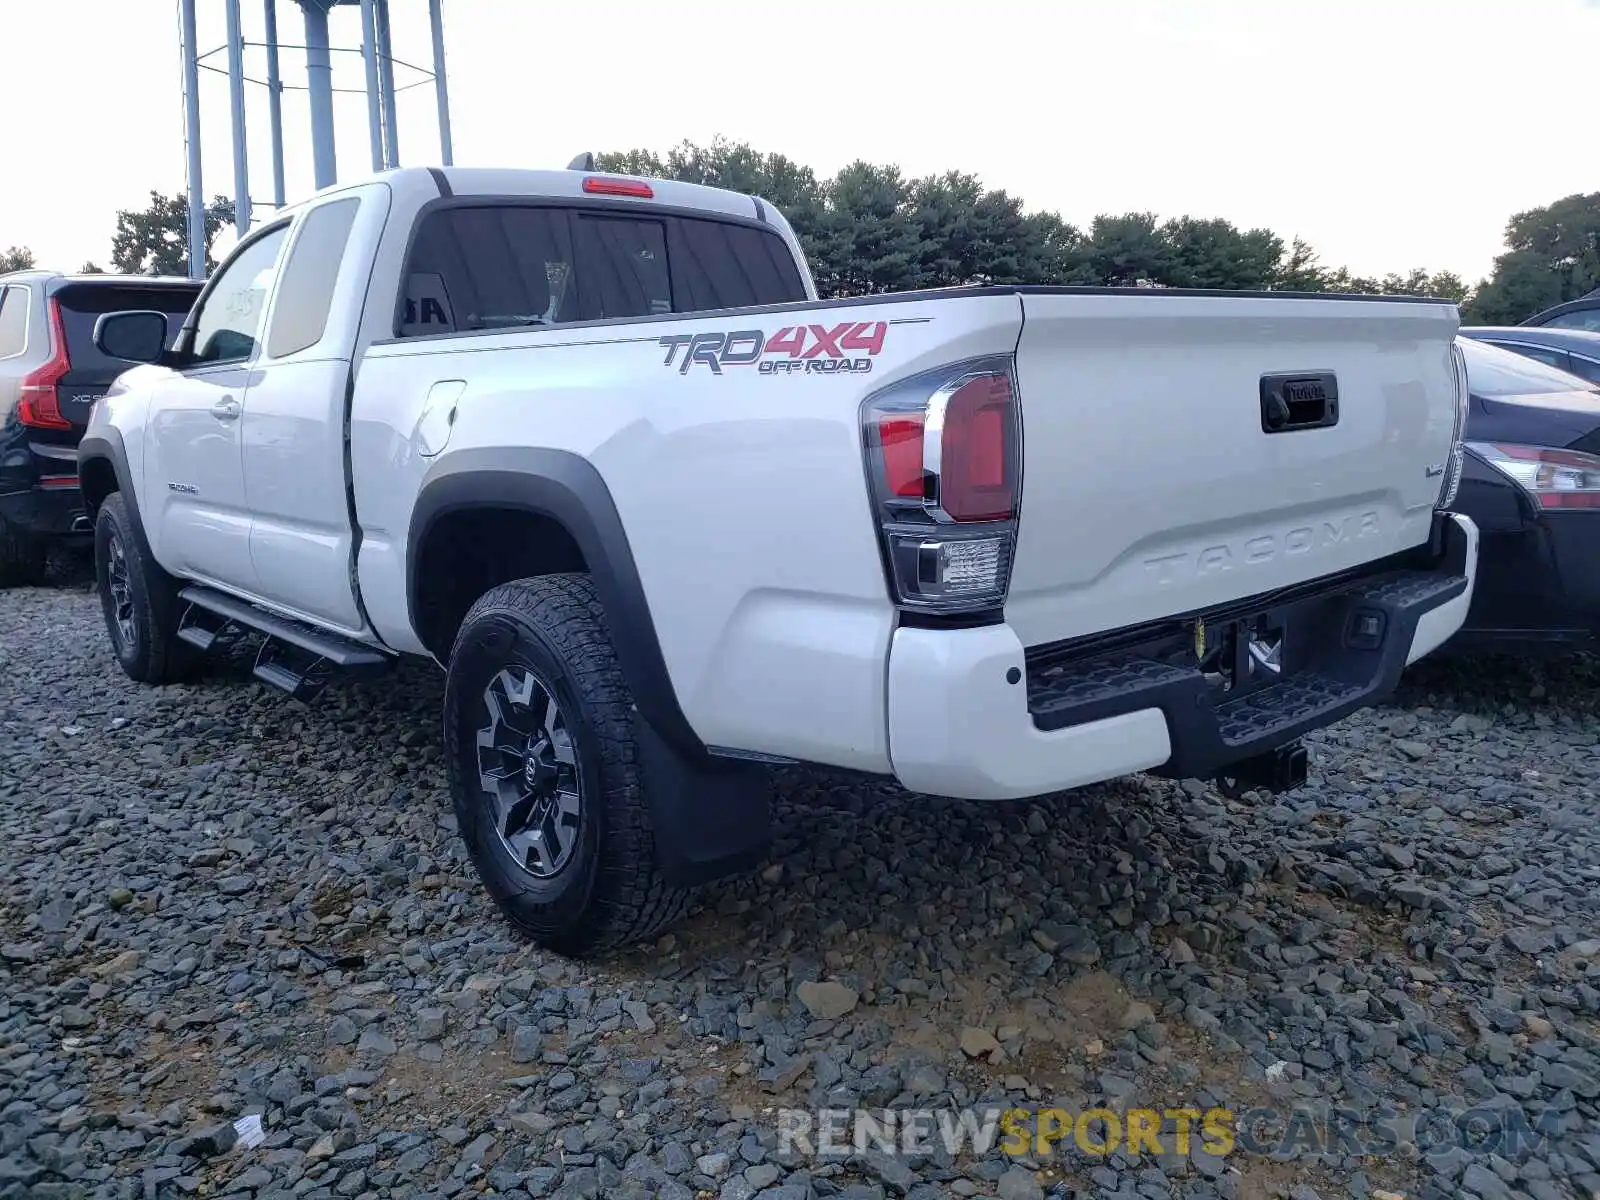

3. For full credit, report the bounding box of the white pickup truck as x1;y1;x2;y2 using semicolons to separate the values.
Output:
79;163;1479;955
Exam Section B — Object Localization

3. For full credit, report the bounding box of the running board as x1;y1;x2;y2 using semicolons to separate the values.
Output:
177;586;392;701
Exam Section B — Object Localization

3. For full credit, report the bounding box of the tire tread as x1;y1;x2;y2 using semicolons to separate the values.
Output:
446;573;689;955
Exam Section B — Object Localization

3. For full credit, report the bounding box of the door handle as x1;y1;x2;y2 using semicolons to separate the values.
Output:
212;397;241;421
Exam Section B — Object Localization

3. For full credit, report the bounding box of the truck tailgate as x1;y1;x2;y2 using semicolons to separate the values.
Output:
1005;291;1461;648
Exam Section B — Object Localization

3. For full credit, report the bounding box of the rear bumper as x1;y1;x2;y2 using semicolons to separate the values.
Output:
886;512;1477;800
1452;508;1600;654
0;484;88;538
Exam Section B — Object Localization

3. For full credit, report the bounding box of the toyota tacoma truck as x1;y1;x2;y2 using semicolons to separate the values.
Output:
78;163;1479;955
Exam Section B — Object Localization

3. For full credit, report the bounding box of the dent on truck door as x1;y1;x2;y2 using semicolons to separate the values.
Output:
146;223;288;591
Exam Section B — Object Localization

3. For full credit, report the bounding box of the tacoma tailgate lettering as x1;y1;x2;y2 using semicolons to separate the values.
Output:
1142;511;1382;586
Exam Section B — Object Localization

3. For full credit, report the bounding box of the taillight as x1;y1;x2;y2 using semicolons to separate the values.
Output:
583;176;654;199
1437;341;1470;510
1466;442;1600;510
18;299;72;430
862;356;1021;614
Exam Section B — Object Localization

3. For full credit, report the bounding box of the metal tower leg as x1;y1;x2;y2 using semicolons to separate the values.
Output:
179;0;206;277
264;0;287;208
302;0;338;190
376;0;400;168
429;0;453;166
359;0;385;172
224;0;251;236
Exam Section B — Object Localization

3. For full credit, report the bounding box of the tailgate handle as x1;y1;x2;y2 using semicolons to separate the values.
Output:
1260;373;1338;433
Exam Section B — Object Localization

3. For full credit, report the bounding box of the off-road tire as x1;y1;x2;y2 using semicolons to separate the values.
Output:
94;493;196;684
0;516;47;588
443;573;691;957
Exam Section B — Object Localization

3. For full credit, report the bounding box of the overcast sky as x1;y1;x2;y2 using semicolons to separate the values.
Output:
6;0;1597;283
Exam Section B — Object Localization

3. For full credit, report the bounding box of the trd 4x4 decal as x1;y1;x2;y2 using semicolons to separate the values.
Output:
658;321;888;376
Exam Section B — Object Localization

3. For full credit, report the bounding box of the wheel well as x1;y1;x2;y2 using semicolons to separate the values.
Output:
413;506;587;659
80;457;118;517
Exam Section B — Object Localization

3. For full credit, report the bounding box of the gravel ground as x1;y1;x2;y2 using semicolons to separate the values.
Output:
3;556;1599;1200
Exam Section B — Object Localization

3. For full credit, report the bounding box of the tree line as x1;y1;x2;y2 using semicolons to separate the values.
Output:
6;138;1596;326
599;138;1594;324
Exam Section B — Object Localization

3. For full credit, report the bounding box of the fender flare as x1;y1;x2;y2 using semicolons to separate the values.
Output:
407;447;707;761
77;428;155;559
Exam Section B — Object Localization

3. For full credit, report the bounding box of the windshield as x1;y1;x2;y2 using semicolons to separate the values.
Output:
1460;336;1596;398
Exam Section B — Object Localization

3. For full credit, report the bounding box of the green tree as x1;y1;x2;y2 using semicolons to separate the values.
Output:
1084;213;1168;286
1160;217;1282;290
78;261;105;275
1274;237;1329;291
906;171;1083;288
814;161;921;296
1464;192;1600;323
1374;267;1469;303
0;246;35;273
111;191;234;276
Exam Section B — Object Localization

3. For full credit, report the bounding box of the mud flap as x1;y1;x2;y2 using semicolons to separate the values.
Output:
634;712;772;887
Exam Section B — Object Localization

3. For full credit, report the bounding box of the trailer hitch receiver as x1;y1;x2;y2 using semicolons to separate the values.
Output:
1215;741;1308;799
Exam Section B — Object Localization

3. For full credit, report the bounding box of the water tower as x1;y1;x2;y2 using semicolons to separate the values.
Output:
177;0;454;277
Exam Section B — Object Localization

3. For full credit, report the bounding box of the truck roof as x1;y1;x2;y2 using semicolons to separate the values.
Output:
303;165;770;226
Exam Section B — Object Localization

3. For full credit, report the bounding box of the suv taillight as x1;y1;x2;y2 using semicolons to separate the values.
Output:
18;299;72;430
862;356;1021;614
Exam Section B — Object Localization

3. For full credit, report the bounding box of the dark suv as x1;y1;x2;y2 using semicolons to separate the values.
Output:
0;271;202;585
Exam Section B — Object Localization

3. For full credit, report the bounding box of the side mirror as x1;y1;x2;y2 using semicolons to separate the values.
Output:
94;311;171;364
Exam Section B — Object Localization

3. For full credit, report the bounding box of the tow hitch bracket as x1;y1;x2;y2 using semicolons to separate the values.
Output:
1215;741;1308;799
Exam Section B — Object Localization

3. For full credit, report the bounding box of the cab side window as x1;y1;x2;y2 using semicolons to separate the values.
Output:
191;225;289;365
267;200;360;358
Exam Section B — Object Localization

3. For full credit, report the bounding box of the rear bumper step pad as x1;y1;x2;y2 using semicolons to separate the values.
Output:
1025;522;1471;780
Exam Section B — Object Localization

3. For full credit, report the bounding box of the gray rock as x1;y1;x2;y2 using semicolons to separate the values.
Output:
356;1028;396;1057
416;1007;447;1040
510;1024;543;1063
995;1166;1044;1200
795;980;859;1020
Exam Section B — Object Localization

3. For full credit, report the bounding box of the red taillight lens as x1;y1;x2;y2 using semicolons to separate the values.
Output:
861;357;1021;614
878;415;925;499
583;176;654;198
18;299;72;430
939;372;1016;522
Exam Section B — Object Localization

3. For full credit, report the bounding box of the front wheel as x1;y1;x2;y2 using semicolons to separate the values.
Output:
94;494;195;684
442;574;690;957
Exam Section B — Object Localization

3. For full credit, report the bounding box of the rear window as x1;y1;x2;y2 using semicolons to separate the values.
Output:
1544;308;1600;333
572;215;673;320
1461;337;1597;398
0;286;27;357
55;284;199;370
671;217;808;312
397;203;806;338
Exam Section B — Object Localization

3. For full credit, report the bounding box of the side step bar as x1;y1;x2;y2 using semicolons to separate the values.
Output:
176;585;392;701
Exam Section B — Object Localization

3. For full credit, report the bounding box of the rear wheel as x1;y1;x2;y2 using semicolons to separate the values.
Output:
442;574;690;956
94;493;195;684
0;516;47;588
